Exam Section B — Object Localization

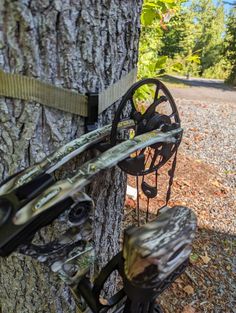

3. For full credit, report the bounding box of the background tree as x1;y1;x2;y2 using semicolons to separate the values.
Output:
159;0;227;79
224;7;236;85
138;0;184;78
160;7;201;77
0;1;142;312
191;0;225;76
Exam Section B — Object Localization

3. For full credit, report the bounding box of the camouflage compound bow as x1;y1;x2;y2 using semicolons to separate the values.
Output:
0;78;197;313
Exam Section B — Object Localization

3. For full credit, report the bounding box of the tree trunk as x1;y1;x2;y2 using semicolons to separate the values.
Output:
0;1;142;312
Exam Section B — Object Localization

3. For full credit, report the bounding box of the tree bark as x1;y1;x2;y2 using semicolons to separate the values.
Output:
0;1;142;312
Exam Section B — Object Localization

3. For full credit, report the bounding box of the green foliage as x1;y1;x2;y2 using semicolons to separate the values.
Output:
203;59;231;79
141;0;180;26
224;8;236;85
139;0;234;81
167;53;201;78
192;0;225;74
138;0;184;79
159;0;226;78
133;84;156;105
160;8;197;58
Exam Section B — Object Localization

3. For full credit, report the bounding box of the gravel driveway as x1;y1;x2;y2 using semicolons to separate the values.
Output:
126;78;236;312
163;79;236;312
169;78;236;233
168;75;236;104
169;79;236;191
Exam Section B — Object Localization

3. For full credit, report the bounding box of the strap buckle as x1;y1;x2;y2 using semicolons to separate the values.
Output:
85;93;99;132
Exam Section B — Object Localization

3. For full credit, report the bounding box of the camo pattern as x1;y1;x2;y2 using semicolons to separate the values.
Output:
123;206;197;288
19;204;196;310
19;192;95;286
13;127;182;225
0;120;134;195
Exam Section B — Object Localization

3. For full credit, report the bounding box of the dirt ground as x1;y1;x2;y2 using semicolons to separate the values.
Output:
124;77;236;313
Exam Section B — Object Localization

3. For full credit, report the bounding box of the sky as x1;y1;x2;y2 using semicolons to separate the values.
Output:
214;0;235;11
185;0;235;12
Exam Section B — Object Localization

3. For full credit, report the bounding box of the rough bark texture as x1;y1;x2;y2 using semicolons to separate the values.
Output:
0;1;142;312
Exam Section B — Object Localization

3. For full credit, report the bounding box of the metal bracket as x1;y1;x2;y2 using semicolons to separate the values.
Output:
86;93;99;132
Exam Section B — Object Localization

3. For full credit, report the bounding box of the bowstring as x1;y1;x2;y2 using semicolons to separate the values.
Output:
158;144;179;214
136;175;140;227
146;197;150;223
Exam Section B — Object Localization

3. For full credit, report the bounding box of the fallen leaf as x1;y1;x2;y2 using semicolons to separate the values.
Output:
189;127;198;132
211;180;222;188
200;252;211;264
193;134;204;142
183;285;195;295
182;304;196;313
125;197;136;209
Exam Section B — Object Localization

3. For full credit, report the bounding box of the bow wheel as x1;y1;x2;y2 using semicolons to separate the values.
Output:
110;78;182;176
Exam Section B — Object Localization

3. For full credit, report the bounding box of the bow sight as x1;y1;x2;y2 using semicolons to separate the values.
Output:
0;78;197;313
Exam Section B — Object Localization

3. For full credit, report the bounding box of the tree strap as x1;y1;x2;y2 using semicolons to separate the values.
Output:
98;69;137;114
0;68;137;117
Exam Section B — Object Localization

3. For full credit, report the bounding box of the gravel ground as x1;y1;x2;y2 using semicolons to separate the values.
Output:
163;84;236;312
175;96;236;235
170;81;236;233
176;98;236;189
126;81;236;312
